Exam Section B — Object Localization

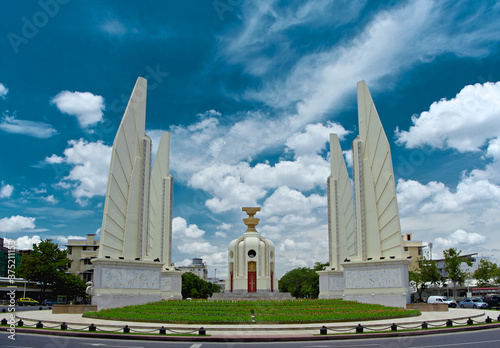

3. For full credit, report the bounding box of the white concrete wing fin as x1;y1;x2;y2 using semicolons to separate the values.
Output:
98;77;148;259
328;134;356;269
357;80;403;258
149;132;173;265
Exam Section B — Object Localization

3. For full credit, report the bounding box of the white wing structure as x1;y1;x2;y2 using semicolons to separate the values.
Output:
98;77;152;259
148;132;173;265
327;134;356;269
352;80;404;259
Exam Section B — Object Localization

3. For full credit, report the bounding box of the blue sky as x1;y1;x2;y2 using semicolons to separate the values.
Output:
1;0;500;278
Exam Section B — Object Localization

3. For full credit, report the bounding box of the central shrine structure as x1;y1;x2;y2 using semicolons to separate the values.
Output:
213;207;291;299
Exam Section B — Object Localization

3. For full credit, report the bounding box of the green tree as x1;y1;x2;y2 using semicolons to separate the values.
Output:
409;259;442;301
16;239;71;295
181;272;221;299
473;259;499;287
443;248;472;299
279;262;329;299
54;273;87;302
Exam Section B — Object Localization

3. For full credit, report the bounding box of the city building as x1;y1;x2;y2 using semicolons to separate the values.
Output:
402;233;424;271
178;258;208;281
66;234;99;282
0;238;21;278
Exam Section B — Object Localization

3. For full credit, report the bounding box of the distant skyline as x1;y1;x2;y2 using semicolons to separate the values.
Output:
1;1;500;278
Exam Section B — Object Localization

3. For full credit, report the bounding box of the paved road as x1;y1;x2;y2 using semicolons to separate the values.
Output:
2;328;500;348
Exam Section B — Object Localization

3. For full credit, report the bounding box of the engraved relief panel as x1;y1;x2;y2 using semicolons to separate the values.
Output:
345;268;402;289
102;268;159;289
329;276;345;291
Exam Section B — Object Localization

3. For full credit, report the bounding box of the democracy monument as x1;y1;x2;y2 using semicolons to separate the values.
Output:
317;81;410;307
90;77;410;309
91;77;182;310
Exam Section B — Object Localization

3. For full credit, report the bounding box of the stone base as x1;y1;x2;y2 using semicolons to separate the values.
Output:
91;258;182;310
342;259;411;308
160;270;182;300
317;269;344;299
210;291;293;300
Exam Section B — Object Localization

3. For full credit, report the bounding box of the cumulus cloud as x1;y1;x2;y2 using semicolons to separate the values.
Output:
0;113;57;138
7;235;42;250
285;122;349;157
0;83;8;99
172;217;205;239
397;178;500;216
0;182;14;198
51;91;105;128
0;215;36;233
396;82;500;152
46;139;112;205
434;229;486;249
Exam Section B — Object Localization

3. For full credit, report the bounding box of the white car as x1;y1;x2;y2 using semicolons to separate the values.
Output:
427;296;457;308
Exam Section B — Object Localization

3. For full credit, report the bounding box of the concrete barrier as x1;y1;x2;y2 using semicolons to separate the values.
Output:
52;305;98;314
407;303;448;312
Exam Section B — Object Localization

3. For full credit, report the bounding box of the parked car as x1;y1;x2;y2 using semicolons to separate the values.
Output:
459;298;489;309
42;300;60;306
427;296;457;308
484;294;500;309
16;297;39;306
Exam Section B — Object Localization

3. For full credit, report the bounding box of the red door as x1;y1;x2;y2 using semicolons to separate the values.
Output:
248;261;257;292
271;271;274;292
248;271;257;292
230;271;233;292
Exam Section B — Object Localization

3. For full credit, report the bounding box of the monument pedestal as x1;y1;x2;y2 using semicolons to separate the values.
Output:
91;258;181;310
341;259;410;308
317;269;344;299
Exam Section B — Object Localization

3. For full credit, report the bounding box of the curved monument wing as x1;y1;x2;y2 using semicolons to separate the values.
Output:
149;132;173;265
356;80;403;258
327;134;356;269
98;77;149;259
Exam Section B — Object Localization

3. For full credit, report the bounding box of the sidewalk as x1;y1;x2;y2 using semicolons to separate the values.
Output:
2;307;498;339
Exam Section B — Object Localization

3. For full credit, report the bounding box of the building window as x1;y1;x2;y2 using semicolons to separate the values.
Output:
83;273;92;282
418;247;422;256
94;246;98;251
82;246;87;251
83;258;92;265
68;261;72;268
67;246;72;255
407;235;411;241
404;247;409;252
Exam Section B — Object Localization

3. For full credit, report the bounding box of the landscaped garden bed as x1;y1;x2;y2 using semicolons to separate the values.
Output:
84;299;420;324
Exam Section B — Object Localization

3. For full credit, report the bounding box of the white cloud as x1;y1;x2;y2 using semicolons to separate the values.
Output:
0;215;36;233
285;122;349;157
434;229;486;249
0;83;8;99
172;217;205;239
7;235;41;250
51;91;105;128
177;241;217;254
278;238;312;252
396;82;500;152
47;139;112;205
43;195;59;205
214;231;227;238
262;186;325;218
0;113;57;138
100;19;128;36
0;182;14;198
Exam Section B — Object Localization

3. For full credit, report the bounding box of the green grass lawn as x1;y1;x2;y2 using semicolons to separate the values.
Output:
84;299;420;324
